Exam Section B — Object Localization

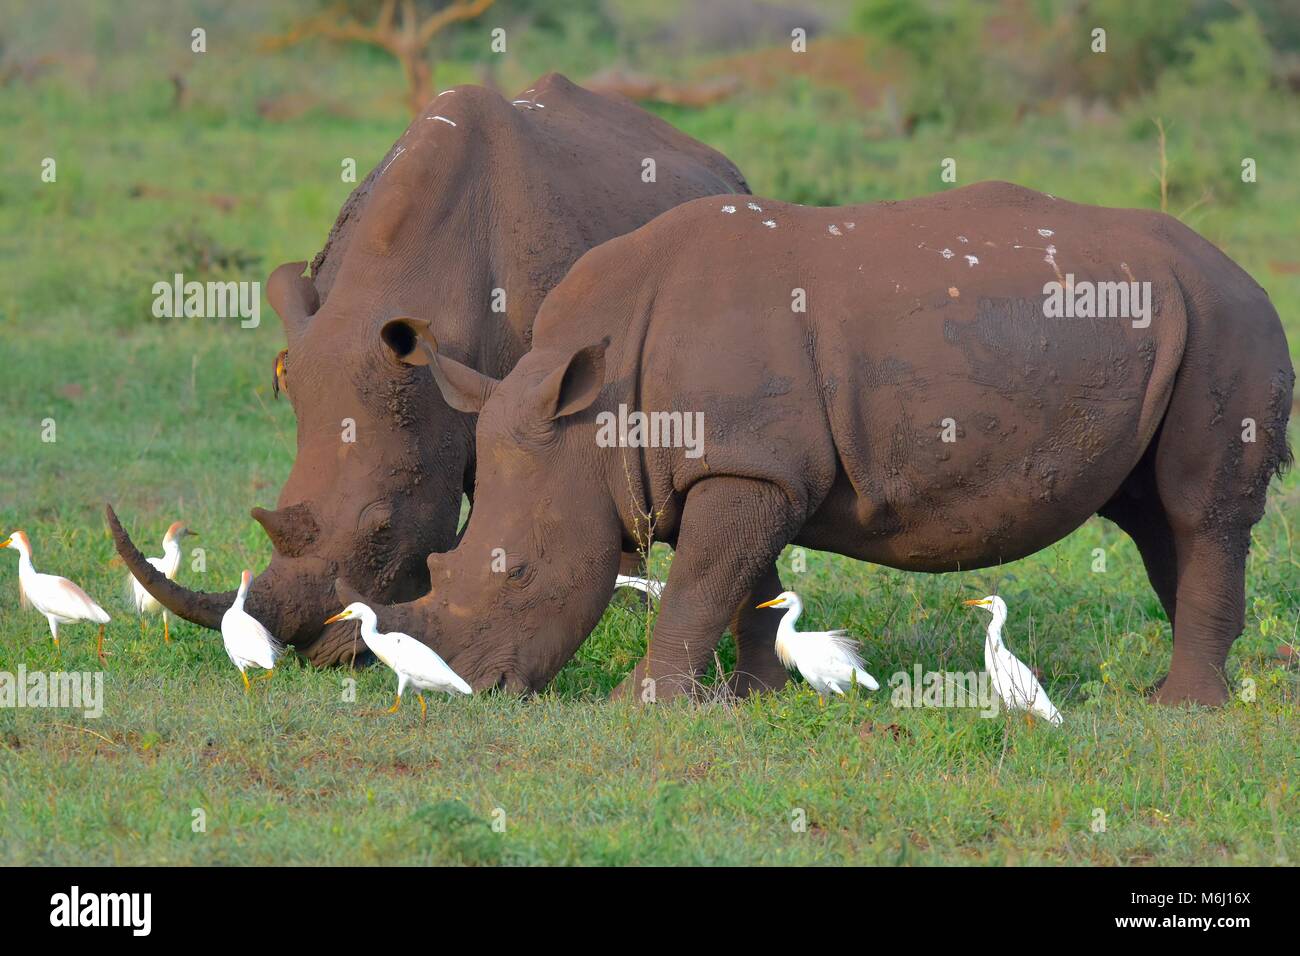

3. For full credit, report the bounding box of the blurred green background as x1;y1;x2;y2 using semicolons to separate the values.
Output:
0;1;1296;865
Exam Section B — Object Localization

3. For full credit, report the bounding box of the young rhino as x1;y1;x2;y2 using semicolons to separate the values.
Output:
353;182;1293;705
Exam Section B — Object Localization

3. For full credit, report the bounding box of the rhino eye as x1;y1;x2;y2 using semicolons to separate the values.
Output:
506;562;537;589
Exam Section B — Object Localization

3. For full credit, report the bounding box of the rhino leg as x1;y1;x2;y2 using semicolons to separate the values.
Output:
614;477;801;702
1143;334;1291;707
726;561;791;697
1098;460;1179;631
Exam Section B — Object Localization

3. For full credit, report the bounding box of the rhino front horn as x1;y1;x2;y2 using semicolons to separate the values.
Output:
252;503;320;558
105;504;235;631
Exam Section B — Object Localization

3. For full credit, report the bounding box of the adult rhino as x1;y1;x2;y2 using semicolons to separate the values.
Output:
109;73;749;665
356;182;1294;706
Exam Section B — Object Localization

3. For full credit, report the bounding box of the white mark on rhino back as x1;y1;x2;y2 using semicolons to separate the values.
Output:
379;146;406;177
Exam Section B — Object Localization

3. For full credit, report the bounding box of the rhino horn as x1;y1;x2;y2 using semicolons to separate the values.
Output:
106;504;234;630
252;503;321;558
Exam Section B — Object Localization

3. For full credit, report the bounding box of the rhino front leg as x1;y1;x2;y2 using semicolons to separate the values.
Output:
614;477;802;703
727;561;791;697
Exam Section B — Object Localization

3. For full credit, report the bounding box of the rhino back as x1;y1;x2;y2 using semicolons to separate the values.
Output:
536;183;1204;561
306;72;747;336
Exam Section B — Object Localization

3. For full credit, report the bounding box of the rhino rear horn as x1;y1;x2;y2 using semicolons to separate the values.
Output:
267;261;319;337
252;503;321;557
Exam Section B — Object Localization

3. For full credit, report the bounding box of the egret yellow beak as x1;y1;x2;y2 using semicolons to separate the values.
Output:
963;598;989;607
0;537;10;549
323;610;352;625
755;598;783;609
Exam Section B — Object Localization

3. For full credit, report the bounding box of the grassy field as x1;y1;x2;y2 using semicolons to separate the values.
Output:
0;5;1297;865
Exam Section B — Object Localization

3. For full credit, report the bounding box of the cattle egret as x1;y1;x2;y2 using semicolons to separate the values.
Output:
221;570;282;692
2;530;111;662
614;574;664;601
964;596;1063;725
755;591;880;700
128;521;196;644
323;602;471;718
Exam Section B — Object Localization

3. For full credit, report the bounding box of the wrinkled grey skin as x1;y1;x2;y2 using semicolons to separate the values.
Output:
354;182;1293;706
110;72;749;664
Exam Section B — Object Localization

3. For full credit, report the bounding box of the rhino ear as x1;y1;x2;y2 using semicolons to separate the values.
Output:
531;338;609;422
382;317;500;414
267;261;319;337
380;317;434;366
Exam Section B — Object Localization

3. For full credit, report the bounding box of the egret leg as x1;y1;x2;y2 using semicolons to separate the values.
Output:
96;625;107;665
241;670;251;693
255;669;274;682
418;693;427;721
386;694;402;714
48;618;60;651
614;476;804;703
139;616;146;637
163;611;170;644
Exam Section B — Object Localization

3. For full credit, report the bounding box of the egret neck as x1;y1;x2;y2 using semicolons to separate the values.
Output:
771;593;805;668
982;602;1008;651
160;537;182;578
350;605;397;667
12;538;37;584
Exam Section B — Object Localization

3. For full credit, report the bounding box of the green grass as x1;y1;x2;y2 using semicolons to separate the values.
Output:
0;10;1297;865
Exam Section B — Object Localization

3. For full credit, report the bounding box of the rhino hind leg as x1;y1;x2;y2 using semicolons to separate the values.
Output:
613;476;803;703
1138;325;1292;707
726;561;791;697
1098;453;1179;630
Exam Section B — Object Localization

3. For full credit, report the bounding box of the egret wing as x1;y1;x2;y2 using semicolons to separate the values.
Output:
614;575;664;600
796;633;879;694
392;636;472;694
224;611;282;670
34;574;109;623
824;632;880;691
995;648;1061;723
128;555;167;610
